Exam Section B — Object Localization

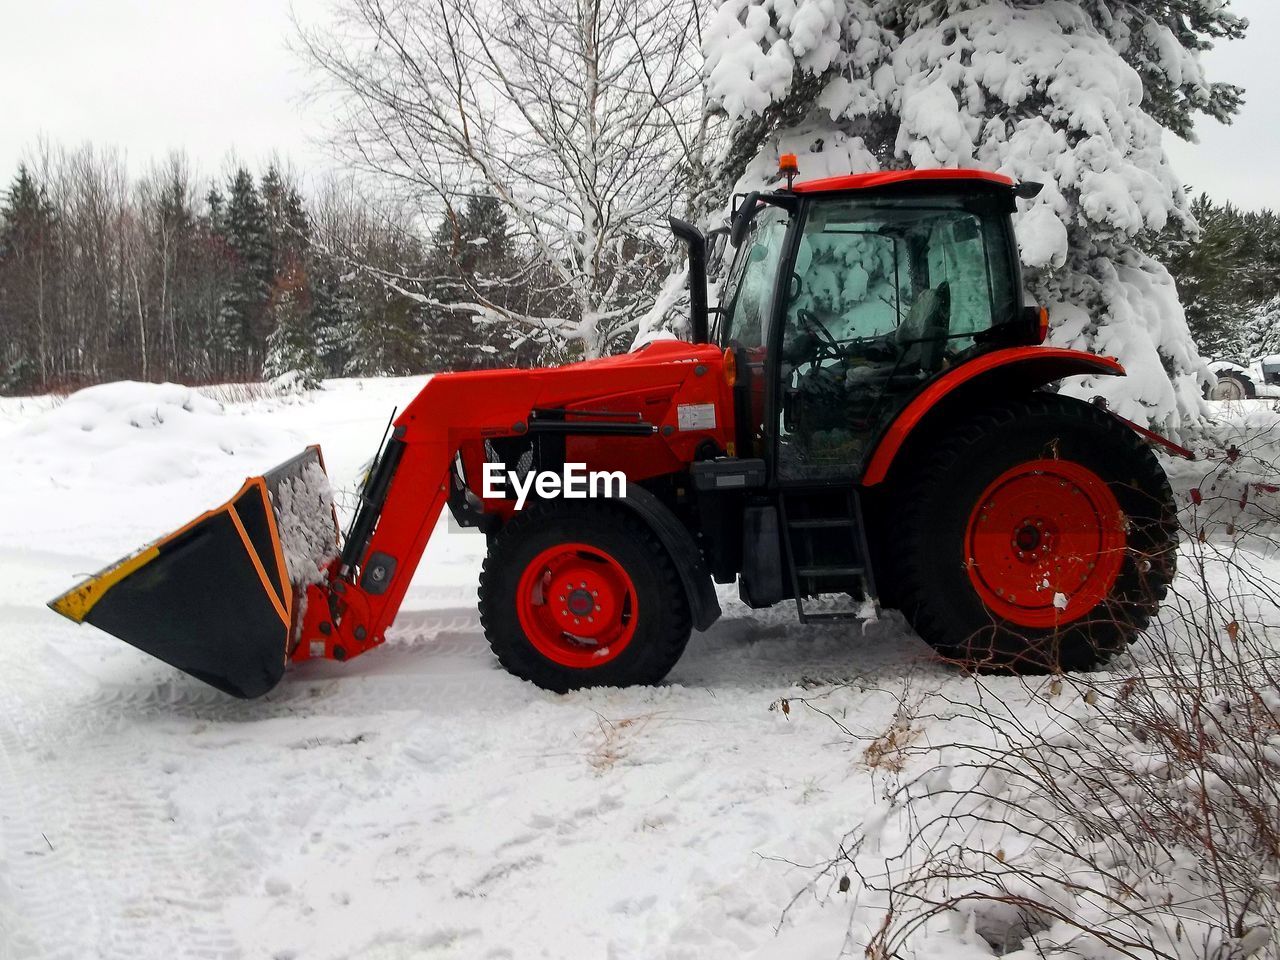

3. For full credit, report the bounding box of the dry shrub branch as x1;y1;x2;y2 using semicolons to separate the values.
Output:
829;427;1280;959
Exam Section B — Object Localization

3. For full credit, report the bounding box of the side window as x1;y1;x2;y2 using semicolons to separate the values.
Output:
925;215;998;346
719;211;787;348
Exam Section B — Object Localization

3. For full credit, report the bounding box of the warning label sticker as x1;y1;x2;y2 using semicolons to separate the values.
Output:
677;403;717;432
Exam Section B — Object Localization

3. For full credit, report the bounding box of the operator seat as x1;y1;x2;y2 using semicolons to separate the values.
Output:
896;281;951;372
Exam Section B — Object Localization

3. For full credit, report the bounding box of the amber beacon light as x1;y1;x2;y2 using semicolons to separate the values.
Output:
779;153;799;188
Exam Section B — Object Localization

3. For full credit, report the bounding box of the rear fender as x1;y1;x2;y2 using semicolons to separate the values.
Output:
615;483;721;631
861;347;1126;486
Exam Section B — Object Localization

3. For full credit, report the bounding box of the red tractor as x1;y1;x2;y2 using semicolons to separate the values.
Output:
51;166;1179;698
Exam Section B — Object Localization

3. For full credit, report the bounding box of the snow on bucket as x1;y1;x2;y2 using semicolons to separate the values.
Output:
48;446;339;699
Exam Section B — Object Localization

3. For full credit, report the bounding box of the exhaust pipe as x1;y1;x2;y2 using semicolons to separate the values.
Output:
668;216;709;344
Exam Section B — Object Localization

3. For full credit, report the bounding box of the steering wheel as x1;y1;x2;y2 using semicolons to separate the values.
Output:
796;308;842;360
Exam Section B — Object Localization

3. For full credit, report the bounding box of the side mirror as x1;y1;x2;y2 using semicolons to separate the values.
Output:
730;192;760;248
668;217;709;344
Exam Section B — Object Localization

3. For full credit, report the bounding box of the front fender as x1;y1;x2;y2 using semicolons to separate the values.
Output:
615;483;721;631
860;347;1125;486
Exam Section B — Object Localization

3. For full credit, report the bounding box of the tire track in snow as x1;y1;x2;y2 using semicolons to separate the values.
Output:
0;629;242;959
0;637;104;960
2;585;928;960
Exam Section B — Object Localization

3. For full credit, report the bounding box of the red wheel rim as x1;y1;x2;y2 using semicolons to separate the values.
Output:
515;542;638;668
964;459;1126;628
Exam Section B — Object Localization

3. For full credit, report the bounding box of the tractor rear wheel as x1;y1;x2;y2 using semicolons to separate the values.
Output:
893;394;1177;672
478;502;691;692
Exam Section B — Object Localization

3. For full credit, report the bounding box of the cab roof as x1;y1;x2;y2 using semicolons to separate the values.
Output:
791;169;1015;194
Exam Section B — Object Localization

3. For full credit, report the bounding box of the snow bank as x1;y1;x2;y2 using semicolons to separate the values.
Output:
12;382;281;486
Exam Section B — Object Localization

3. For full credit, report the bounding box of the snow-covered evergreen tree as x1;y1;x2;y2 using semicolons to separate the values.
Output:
260;165;312;275
1167;194;1250;358
1240;296;1280;360
343;283;430;377
215;168;273;376
263;257;322;387
308;257;355;376
1164;193;1280;359
259;165;327;386
0;166;58;391
421;194;524;369
702;0;1247;427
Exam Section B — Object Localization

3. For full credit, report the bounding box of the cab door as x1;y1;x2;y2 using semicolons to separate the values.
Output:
774;200;909;480
773;196;1017;480
713;205;792;459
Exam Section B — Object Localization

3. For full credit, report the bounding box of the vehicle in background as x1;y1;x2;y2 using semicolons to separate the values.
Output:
1207;356;1280;400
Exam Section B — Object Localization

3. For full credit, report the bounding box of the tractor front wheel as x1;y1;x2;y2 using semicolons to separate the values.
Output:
478;503;691;692
893;394;1177;672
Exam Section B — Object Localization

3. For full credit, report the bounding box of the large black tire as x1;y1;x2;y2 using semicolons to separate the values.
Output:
478;502;692;692
1208;370;1256;401
891;394;1177;673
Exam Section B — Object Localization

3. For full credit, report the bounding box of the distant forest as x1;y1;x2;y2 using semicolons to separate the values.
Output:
1165;192;1280;361
5;142;1280;398
0;145;562;395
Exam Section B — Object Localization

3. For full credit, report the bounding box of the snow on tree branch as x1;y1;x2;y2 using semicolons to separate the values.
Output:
700;0;1249;429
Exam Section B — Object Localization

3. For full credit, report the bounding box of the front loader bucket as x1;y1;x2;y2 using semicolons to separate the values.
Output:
49;446;339;699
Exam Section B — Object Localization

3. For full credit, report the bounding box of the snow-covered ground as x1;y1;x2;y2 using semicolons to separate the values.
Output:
1;381;1277;960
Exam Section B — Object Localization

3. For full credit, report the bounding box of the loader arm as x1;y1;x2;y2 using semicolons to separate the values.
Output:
292;374;545;663
293;342;732;665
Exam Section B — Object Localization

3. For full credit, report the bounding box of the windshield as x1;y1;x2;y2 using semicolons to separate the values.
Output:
714;206;789;348
787;196;1017;354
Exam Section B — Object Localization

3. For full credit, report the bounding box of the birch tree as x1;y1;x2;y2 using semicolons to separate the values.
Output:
300;0;706;358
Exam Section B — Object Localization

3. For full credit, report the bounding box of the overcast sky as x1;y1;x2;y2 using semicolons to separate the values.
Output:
0;0;333;184
1162;0;1280;209
1;0;1276;208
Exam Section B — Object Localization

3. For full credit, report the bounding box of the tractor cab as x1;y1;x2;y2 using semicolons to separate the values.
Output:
712;167;1043;481
671;165;1153;631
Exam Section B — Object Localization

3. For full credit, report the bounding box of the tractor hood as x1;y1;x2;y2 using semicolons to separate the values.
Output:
403;338;727;416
